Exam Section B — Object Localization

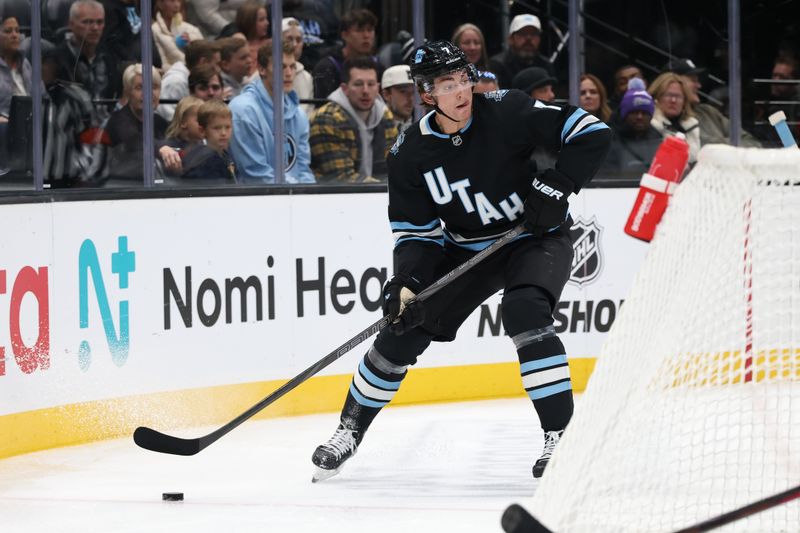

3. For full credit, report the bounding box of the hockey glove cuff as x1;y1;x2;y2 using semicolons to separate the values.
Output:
383;275;426;335
524;169;574;237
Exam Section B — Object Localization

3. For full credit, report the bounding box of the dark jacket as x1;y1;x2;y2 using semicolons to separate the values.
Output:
311;48;383;98
54;36;119;102
100;0;161;78
488;50;554;90
182;145;237;182
105;104;168;181
601;121;662;180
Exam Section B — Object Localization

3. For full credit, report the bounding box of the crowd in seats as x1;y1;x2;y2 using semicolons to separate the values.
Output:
0;3;797;187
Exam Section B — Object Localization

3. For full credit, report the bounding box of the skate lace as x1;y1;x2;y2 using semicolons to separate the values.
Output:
324;427;358;459
540;430;563;460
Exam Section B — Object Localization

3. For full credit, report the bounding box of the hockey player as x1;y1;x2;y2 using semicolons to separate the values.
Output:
312;40;611;482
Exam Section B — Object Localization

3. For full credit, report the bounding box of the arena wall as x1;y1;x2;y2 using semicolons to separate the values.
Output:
0;189;646;458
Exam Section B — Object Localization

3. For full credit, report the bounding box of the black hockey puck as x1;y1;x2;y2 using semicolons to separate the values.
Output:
162;492;184;501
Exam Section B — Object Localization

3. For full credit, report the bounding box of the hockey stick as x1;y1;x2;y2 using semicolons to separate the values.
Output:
500;483;800;533
134;224;526;456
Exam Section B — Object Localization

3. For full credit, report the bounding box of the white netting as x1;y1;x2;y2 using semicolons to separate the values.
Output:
529;145;800;532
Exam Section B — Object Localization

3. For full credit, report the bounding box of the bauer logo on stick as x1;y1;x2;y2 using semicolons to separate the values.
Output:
568;217;603;287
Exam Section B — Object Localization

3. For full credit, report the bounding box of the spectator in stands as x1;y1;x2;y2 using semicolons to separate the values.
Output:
381;64;414;134
187;0;249;38
579;73;611;122
310;57;396;183
283;17;314;115
229;41;314;184
489;14;554;89
236;2;270;78
189;64;224;101
512;66;556;102
474;71;499;93
0;15;31;122
159;95;204;175
648;72;700;163
312;9;380;98
105;64;168;180
665;57;761;147
218;37;252;98
513;66;558;172
602;78;661;178
452;23;490;71
609;64;644;110
55;0;119;107
766;54;800;140
101;0;161;76
283;0;340;70
152;0;204;72
182;100;237;182
157;40;220;121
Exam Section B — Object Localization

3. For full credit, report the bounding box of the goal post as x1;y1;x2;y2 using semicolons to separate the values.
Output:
528;145;800;532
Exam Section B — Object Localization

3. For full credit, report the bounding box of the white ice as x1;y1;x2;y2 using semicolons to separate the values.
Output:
0;398;546;533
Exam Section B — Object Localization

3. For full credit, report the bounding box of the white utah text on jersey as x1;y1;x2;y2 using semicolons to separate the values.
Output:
423;166;524;225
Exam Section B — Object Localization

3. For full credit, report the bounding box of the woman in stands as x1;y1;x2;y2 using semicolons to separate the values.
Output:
648;72;701;163
579;74;611;123
235;1;270;79
152;0;204;72
0;15;31;123
451;23;490;72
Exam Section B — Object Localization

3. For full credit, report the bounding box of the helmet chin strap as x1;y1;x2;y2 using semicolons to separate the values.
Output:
429;94;460;125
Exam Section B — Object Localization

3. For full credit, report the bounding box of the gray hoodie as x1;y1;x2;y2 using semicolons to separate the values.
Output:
327;87;388;180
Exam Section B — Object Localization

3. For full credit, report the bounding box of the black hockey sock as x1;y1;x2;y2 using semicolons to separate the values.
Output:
516;332;574;432
340;346;408;434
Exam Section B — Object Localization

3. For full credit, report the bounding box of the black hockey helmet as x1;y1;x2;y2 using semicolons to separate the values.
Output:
409;39;478;93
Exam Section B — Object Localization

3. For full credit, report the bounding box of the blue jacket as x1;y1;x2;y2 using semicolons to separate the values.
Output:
229;78;315;184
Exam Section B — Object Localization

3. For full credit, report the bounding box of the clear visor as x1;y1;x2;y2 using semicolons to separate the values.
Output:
428;69;476;97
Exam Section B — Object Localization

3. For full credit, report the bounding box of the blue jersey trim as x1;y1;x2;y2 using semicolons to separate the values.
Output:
560;108;587;144
421;113;449;139
527;381;573;400
394;236;445;247
566;122;610;143
390;219;441;231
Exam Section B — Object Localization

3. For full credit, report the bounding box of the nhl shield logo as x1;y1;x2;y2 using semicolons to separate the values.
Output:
568;217;603;287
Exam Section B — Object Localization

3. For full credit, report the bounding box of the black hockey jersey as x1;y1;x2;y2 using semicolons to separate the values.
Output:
387;89;611;287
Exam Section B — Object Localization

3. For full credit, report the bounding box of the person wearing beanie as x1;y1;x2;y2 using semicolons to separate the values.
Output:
512;66;557;102
600;78;662;180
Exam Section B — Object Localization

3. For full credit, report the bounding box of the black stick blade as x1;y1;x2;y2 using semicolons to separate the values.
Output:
501;504;553;533
133;427;201;456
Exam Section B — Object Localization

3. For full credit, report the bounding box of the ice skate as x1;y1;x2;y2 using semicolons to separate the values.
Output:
311;424;362;483
532;429;563;478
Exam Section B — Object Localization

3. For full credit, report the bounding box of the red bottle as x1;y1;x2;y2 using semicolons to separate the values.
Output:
624;134;690;242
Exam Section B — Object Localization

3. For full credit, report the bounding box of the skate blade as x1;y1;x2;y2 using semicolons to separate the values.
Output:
311;465;342;483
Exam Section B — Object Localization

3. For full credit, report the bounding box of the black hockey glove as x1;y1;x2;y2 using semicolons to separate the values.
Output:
523;169;574;237
382;275;426;335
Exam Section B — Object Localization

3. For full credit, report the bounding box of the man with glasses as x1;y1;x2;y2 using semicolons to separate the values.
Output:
311;40;610;483
310;56;397;183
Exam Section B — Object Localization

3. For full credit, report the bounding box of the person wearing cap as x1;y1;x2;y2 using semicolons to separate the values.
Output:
512;66;557;102
283;17;314;116
489;13;555;89
664;57;760;147
601;78;662;179
381;64;415;134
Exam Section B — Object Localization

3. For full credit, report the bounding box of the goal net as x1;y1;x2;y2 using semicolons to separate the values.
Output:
528;145;800;532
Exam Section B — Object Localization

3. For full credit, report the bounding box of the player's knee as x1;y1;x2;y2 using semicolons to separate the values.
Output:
501;286;554;336
373;327;433;366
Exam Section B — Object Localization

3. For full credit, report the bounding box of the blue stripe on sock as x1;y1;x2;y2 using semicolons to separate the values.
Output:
520;354;568;374
359;359;402;390
349;382;388;408
527;380;572;400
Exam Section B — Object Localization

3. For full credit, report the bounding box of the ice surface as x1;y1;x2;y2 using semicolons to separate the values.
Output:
0;398;545;533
